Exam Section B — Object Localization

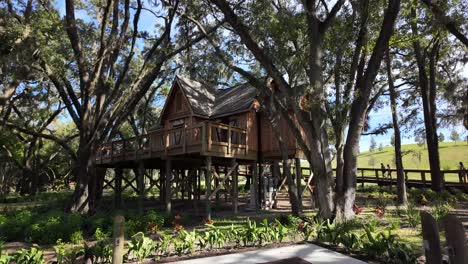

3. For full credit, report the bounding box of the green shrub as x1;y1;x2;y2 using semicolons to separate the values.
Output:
431;202;451;222
1;210;34;241
405;205;420;228
84;212;113;236
156;234;172;256
173;230;198;255
271;220;290;243
70;231;84;244
53;240;84;264
203;224;227;249
241;218;261;247
84;240;112;263
361;227;417;264
12;245;44;264
277;214;300;227
126;232;157;261
144;210;165;228
93;228;110;241
25;211;83;244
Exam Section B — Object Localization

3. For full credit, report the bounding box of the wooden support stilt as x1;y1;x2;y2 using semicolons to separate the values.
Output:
165;159;172;214
231;159;238;215
224;167;228;202
160;169;165;203
215;166;220;204
252;162;259;210
137;161;145;214
181;169;186;201
115;167;123;208
205;156;212;220
295;158;303;213
197;169;201;201
188;169;193;201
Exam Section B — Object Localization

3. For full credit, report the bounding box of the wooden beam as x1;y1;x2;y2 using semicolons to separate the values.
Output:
209;162;238;199
295;158;303;213
165;159;172;214
232;159;238;215
252;162;259;210
137;161;145;214
205;156;212;220
114;167;123;208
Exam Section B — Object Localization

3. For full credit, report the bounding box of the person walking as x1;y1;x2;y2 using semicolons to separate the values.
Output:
459;162;466;184
387;164;392;178
381;163;386;178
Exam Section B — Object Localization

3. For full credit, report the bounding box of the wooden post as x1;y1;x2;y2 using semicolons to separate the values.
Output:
197;169;201;200
420;211;442;264
228;126;231;155
252;162;259;210
165;159;172;214
112;215;125;264
444;214;467;264
137;162;145;214
231;159;238;215
205;156;212;220
421;172;427;188
207;123;212;152
181;169;185;201
114;167;123;208
202;123;207;153
361;169;365;188
160;169;165;203
295;158;303;213
375;169;380;186
215;167;220;204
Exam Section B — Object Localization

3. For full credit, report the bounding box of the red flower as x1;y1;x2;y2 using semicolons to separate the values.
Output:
353;204;363;215
375;207;385;218
173;224;184;232
298;222;305;232
204;218;214;225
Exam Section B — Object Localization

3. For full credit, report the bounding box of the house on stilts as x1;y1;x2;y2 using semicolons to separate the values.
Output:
96;75;307;218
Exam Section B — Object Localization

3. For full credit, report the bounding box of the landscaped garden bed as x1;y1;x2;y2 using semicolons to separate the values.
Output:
0;186;467;263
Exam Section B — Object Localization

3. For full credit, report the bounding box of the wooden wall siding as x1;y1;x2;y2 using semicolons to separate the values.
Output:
247;109;258;152
260;113;298;158
161;84;192;127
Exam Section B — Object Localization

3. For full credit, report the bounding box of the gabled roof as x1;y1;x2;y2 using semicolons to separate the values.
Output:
212;83;257;118
176;75;216;117
173;75;257;118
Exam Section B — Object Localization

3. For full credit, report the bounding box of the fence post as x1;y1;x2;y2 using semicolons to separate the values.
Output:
421;172;426;188
112;215;125;264
361;169;365;188
375;169;380;186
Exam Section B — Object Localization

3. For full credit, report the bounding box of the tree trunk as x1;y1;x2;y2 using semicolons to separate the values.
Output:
338;0;400;222
386;50;407;206
410;6;443;191
68;143;94;213
282;159;300;216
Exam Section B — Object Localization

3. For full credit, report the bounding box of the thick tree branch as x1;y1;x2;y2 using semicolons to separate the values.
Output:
420;0;468;47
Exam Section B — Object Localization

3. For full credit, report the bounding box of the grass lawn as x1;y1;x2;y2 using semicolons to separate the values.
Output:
357;141;468;170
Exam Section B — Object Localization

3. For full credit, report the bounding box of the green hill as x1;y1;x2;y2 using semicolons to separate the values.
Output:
358;141;468;170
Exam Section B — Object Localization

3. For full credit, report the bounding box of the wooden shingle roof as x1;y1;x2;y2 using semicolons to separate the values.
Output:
175;75;257;118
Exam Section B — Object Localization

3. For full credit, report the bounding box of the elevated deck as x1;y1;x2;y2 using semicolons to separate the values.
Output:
96;121;257;166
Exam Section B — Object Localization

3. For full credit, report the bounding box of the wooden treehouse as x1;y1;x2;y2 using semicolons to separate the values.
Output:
96;75;306;218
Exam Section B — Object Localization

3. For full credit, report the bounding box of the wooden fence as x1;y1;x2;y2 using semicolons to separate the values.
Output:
298;167;467;190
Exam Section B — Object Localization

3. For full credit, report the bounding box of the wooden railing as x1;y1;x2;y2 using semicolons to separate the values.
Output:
297;167;467;189
96;121;249;163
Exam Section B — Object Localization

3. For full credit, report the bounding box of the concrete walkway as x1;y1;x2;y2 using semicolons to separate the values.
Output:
171;244;366;264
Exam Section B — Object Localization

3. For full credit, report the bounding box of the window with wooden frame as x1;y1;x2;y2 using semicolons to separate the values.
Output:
170;119;184;145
